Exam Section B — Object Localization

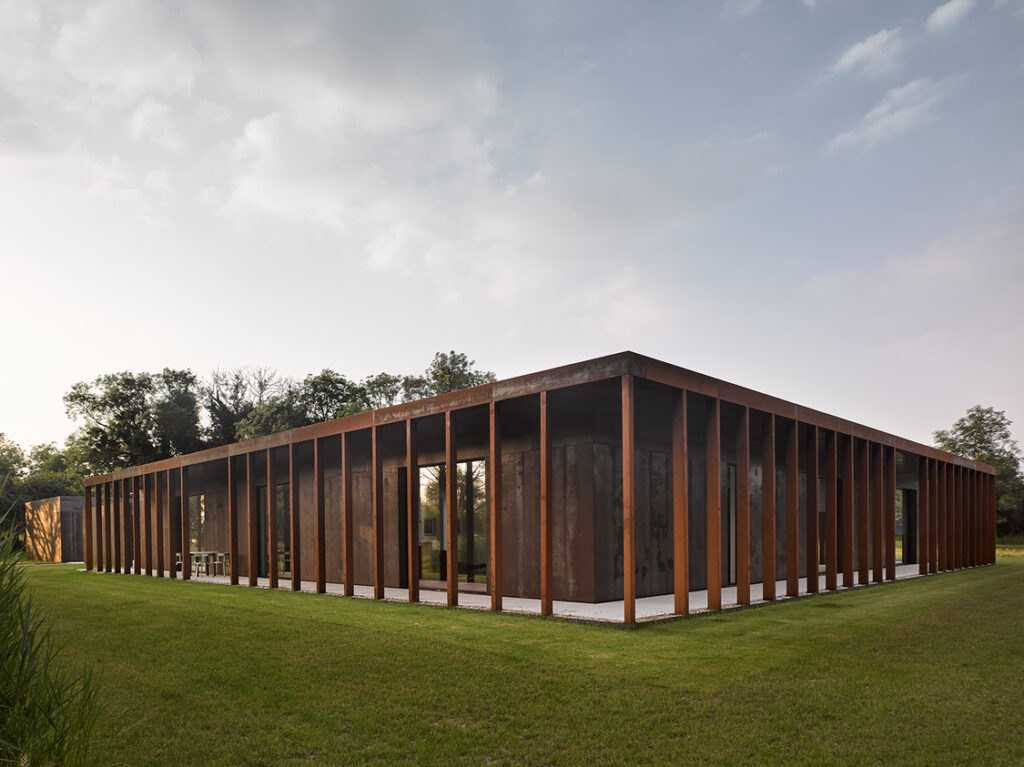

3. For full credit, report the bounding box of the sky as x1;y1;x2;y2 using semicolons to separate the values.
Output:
0;0;1022;455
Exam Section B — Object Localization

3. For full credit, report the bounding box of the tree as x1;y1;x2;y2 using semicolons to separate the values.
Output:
934;405;1024;535
422;351;496;395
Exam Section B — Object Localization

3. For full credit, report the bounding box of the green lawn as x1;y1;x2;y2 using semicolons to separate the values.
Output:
24;548;1024;766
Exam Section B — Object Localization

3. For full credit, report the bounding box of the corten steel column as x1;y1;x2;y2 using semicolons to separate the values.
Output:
107;481;115;573
144;474;153;576
622;376;637;624
786;420;799;597
805;426;819;594
885;447;896;581
973;470;981;566
316;438;327;595
871;443;883;583
371;430;384;600
84;486;94;571
180;466;190;580
445;411;458;607
113;480;122;574
953;465;961;568
228;457;238;586
408;419;421;605
937;463;946;571
841;436;854;589
918;458;929;576
706;398;722;611
162;471;172;579
946;466;955;569
857;440;869;585
736;406;751;606
123;477;133;573
763;414;776;600
540;391;554;617
247;453;257;587
489;405;502;612
968;469;976;567
133;475;143;575
824;430;837;591
929;459;939;573
990;474;997;564
672;390;689;615
342;434;354;596
267;448;278;590
289;444;300;591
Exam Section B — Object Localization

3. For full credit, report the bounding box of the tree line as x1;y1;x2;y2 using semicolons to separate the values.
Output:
1;351;494;521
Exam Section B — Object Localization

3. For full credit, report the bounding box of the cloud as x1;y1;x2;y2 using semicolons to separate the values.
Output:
926;0;976;32
994;0;1024;18
722;0;763;20
830;77;954;151
831;28;905;77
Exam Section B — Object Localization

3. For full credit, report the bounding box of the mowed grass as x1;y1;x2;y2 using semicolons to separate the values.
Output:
24;549;1024;767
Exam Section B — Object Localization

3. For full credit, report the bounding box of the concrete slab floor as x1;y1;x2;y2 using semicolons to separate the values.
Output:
91;563;929;624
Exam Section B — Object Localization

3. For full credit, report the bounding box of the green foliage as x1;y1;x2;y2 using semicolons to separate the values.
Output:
0;499;98;765
935;405;1024;535
422;350;496;395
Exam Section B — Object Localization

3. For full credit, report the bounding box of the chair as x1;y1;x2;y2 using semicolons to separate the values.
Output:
214;552;228;577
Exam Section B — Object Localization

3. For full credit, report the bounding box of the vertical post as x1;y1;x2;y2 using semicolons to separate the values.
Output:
371;430;383;600
929;460;939;573
84;485;94;571
113;479;122;574
106;481;115;573
247;453;257;587
133;475;142;574
954;465;962;568
445;411;458;607
289;443;301;591
408;419;421;604
918;458;929;576
806;426;819;594
706;398;722;611
540;391;554;617
268;448;278;590
871;443;883;582
763;413;776;600
736;406;751;606
824;430;837;591
937;463;946;571
180;466;190;580
974;470;981;566
316;438;327;595
841;435;854;588
489;405;502;612
990;474;997;564
856;439;868;585
886;447;896;580
163;472;172;579
228;457;238;586
621;376;637;624
343;434;354;596
786;419;799;597
672;390;689;615
144;474;153;576
946;464;954;569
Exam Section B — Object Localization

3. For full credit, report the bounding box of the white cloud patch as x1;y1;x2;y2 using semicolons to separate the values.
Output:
830;77;954;151
832;28;905;77
926;0;976;32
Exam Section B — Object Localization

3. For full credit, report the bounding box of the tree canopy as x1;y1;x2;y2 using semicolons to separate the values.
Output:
934;405;1024;535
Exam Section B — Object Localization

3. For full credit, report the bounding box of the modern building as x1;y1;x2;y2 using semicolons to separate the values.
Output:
81;352;997;624
25;496;84;563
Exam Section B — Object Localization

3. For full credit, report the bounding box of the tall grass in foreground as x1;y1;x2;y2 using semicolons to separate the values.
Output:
0;495;97;766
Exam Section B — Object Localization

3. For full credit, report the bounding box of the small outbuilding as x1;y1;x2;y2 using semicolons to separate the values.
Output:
24;496;84;562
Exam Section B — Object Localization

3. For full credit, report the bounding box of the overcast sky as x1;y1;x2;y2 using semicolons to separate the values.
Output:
1;0;1022;455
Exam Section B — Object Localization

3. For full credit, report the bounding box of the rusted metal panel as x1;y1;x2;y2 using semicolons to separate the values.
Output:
343;433;354;596
856;439;868;585
247;453;257;587
918;458;929;576
707;398;722;611
446;411;458;607
736;406;751;606
937;462;946;571
886;446;896;581
143;474;154;576
871;443;883;582
540;391;553;617
489;405;502;612
180;467;190;580
621;376;637;624
841;436;854;588
133;475;142;575
113;480;123;574
825;430;837;591
929;459;938;574
289;444;301;591
164;472;174;579
316;438;327;595
763;413;776;601
672;390;689;615
371;430;383;599
946;464;954;569
84;486;93;571
268;448;278;589
228;458;238;585
407;419;420;604
786;420;799;597
806;426;819;594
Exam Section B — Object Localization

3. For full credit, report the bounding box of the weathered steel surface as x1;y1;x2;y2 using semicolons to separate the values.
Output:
268;449;278;589
371;430;383;599
918;458;929;576
871;443;883;582
84;486;93;571
621;376;637;624
228;458;238;585
824;431;837;591
113;480;122;574
806;426;819;593
445;411;458;607
762;413;776;600
316;438;327;595
736;406;751;606
143;474;153;576
540;391;553;617
856;439;868;585
132;475;142;575
786;419;799;597
885;446;896;581
937;462;946;571
489;405;502;611
672;390;688;615
842;436;854;588
706;398;722;611
408;419;421;604
164;472;174;579
247;454;257;587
